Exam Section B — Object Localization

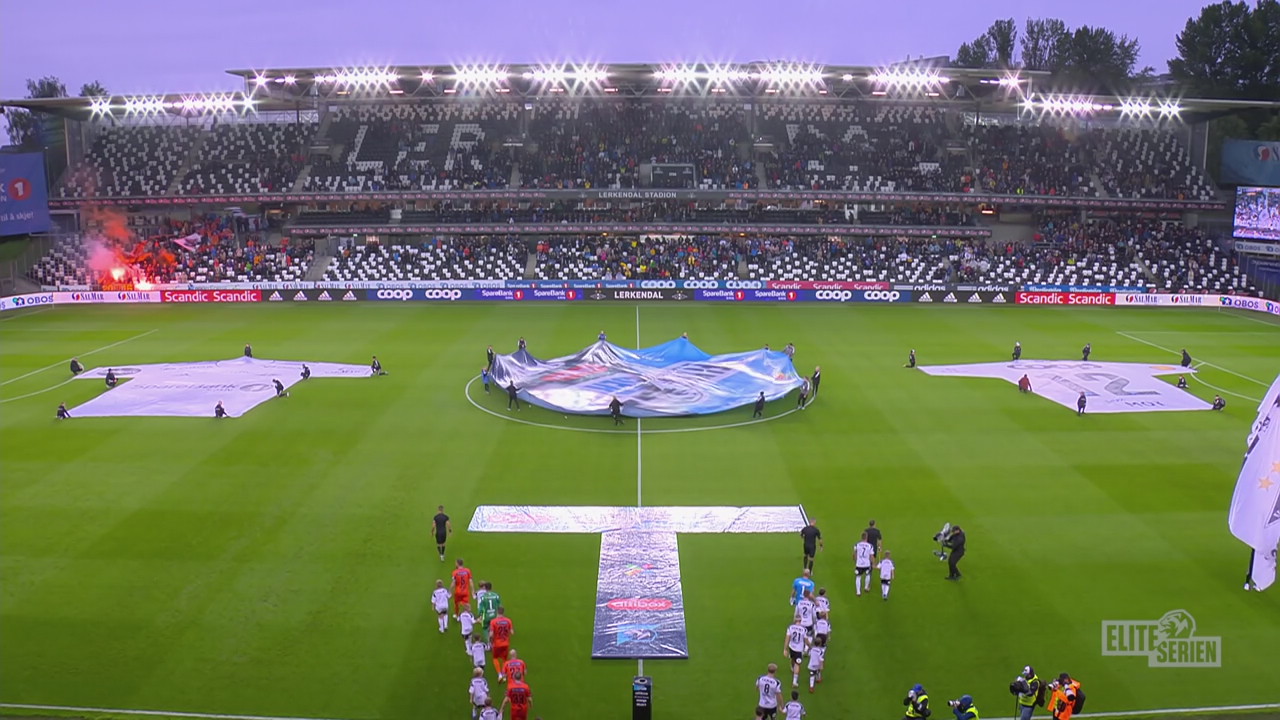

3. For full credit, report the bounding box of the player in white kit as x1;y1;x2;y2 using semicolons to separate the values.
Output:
783;621;810;686
756;663;783;720
431;579;450;632
793;591;816;636
813;587;830;617
468;667;490;719
460;604;476;653
853;532;875;596
878;550;896;601
807;636;826;692
782;689;807;719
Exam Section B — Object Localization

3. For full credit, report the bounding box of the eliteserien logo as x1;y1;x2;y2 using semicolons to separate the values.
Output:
1102;609;1221;667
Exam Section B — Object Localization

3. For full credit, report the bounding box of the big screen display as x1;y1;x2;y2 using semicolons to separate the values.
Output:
1233;186;1280;241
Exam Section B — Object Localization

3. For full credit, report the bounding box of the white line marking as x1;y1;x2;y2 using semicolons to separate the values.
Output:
635;303;643;507
1115;331;1270;387
0;704;361;720
990;702;1280;720
637;658;644;676
464;376;816;435
0;307;52;322
0;329;158;387
1219;307;1280;328
0;377;76;404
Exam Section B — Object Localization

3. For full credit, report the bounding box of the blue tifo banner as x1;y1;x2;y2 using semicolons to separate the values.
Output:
1220;139;1280;186
0;152;52;237
489;337;804;417
1023;284;1146;293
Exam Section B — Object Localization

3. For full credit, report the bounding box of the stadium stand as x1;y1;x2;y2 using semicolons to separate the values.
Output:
177;123;309;194
1085;129;1216;201
962;125;1092;197
58;126;199;198
1138;225;1260;294
323;237;527;281
758;103;958;192
306;103;518;192
533;235;741;280
521;101;754;189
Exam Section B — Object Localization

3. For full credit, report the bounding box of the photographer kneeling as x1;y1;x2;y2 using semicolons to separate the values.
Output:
944;525;966;580
950;695;978;720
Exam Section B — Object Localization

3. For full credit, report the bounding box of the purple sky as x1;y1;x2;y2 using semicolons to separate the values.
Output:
2;0;1209;100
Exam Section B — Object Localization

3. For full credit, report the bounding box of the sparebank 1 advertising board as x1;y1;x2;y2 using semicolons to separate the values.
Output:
0;152;52;237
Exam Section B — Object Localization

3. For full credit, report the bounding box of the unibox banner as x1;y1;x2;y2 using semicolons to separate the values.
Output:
919;360;1211;414
0;151;52;236
1023;284;1146;293
1220;140;1280;187
70;357;371;418
592;530;689;659
489;338;804;417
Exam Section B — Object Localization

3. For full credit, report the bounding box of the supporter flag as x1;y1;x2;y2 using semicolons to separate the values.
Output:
1228;373;1280;591
172;233;201;251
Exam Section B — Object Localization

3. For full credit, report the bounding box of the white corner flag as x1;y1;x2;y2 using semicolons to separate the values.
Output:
1228;373;1280;591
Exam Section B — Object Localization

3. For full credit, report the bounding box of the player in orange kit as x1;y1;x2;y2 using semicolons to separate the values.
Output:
451;558;475;619
489;607;514;680
500;671;531;720
502;648;527;684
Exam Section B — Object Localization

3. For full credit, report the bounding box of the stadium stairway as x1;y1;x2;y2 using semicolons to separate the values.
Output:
523;249;537;279
305;255;332;281
167;131;210;195
1090;171;1108;197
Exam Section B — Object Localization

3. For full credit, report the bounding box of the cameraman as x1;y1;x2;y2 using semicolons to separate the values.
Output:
1010;665;1043;720
902;684;930;720
950;695;978;720
944;526;966;580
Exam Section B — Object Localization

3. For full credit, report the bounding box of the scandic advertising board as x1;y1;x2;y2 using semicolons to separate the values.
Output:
160;290;262;303
1015;291;1115;305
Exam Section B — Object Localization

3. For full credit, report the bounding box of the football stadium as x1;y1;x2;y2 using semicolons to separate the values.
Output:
2;7;1280;720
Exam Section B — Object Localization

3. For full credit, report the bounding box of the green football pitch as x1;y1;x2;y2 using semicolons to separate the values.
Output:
1;302;1278;720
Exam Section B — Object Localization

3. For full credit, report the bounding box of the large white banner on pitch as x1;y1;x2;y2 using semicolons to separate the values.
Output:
72;357;370;418
919;360;1211;413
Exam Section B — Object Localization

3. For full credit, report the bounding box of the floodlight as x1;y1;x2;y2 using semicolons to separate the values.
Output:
283;75;297;85
253;75;269;86
1158;99;1182;117
88;97;112;116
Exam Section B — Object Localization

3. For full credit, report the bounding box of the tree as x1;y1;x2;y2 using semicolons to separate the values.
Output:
954;37;994;69
1054;26;1140;89
986;19;1019;68
1169;0;1280;99
79;80;108;98
953;18;1016;68
1020;18;1069;72
5;75;67;148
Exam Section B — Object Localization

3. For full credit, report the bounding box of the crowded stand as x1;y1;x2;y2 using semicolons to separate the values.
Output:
306;104;518;192
759;103;958;192
1137;225;1260;295
533;235;741;280
177;122;309;195
962;125;1092;197
323;237;527;281
58;126;199;198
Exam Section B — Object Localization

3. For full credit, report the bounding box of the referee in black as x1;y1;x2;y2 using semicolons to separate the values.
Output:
433;505;452;562
800;519;823;572
864;519;883;557
609;396;623;425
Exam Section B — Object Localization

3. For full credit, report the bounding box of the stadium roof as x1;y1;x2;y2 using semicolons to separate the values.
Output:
3;62;1279;121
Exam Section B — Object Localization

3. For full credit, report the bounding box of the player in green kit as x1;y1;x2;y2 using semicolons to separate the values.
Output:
477;581;501;647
